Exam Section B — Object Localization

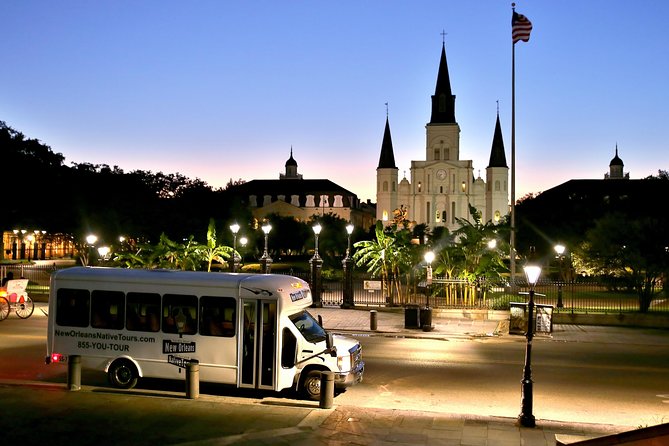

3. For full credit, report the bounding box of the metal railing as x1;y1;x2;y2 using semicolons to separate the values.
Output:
4;264;666;314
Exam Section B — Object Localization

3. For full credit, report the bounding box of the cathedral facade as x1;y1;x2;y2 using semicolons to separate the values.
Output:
376;43;509;230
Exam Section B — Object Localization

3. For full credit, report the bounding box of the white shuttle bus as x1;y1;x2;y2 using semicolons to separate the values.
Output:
46;267;363;399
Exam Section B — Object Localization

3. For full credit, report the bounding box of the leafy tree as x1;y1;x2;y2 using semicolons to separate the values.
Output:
578;213;668;312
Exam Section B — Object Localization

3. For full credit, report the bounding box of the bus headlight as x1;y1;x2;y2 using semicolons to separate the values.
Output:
337;354;351;372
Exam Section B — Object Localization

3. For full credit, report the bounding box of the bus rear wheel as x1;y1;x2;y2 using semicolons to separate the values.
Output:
108;359;138;389
301;370;322;401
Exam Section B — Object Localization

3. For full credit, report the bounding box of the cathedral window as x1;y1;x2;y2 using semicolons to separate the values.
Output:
444;148;449;160
451;202;456;224
392;182;396;192
442;210;447;222
434;148;440;160
383;181;388;192
495;181;500;191
417;182;422;193
382;210;389;221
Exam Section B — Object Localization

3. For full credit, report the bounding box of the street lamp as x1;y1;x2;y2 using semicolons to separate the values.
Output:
518;254;542;428
260;224;272;274
230;223;241;273
341;223;355;309
85;234;98;267
554;244;565;308
239;236;248;268
422;251;435;332
310;223;323;308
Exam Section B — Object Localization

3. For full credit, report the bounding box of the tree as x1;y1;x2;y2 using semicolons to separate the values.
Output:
200;219;233;272
579;213;668;312
353;221;413;304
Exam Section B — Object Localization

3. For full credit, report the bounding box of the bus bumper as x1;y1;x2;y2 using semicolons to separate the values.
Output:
335;360;364;388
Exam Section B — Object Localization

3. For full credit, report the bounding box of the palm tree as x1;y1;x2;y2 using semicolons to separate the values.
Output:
353;221;413;304
199;218;234;272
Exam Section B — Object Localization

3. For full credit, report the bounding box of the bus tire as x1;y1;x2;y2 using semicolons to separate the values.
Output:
108;359;138;389
300;370;322;401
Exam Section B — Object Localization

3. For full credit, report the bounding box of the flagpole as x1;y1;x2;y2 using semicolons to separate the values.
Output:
510;3;517;286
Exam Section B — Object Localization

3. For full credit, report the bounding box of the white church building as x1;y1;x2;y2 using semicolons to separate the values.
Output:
376;43;509;230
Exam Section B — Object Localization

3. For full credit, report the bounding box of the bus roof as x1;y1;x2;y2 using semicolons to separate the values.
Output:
52;267;310;298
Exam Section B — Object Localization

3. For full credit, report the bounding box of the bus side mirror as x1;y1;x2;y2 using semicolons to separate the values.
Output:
326;332;337;357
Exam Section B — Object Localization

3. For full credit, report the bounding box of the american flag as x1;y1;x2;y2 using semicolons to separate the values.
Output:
512;11;532;44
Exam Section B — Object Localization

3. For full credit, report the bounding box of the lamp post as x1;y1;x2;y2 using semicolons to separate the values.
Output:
239;236;248;268
554;244;565;308
341;223;355;309
310;223;323;308
85;234;98;267
230;223;240;273
260;224;272;274
518;256;542;428
422;251;435;332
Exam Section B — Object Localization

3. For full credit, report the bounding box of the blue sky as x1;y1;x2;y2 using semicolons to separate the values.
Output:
3;1;668;203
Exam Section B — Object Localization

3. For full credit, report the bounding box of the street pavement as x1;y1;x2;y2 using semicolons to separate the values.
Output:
2;304;665;445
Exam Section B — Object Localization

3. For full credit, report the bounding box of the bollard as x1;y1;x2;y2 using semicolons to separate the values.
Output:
185;360;199;399
67;355;81;391
319;371;334;409
370;310;378;331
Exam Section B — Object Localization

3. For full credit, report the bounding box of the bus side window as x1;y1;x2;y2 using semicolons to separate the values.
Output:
126;292;160;332
91;290;125;330
200;296;235;337
56;288;90;327
163;294;197;335
281;328;297;368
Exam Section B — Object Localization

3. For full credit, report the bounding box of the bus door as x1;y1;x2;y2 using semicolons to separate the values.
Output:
239;299;277;390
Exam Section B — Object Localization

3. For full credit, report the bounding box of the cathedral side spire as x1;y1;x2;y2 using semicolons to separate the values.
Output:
377;116;397;169
430;42;456;124
488;112;508;168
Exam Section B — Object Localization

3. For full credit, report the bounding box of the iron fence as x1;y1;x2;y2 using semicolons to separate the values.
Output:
4;264;666;314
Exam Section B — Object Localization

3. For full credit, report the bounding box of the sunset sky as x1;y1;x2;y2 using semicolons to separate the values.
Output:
3;1;667;203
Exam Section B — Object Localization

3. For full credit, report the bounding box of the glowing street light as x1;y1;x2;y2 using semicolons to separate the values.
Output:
554;244;566;308
260;223;272;274
310;223;323;307
341;224;355;309
230;223;241;273
518;250;542;428
422;251;435;332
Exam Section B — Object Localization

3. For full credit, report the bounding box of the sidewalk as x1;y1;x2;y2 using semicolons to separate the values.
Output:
0;381;629;446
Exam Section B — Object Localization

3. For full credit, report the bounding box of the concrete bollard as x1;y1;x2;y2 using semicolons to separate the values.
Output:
319;371;334;409
185;360;199;399
370;310;378;331
67;355;81;391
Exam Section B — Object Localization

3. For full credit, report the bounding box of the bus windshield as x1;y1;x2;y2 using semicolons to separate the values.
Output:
289;310;326;343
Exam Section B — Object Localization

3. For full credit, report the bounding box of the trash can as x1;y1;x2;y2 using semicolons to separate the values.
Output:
404;305;421;329
420;307;433;332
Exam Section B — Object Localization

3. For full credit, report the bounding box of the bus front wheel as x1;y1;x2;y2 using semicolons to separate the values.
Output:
301;370;323;401
108;359;138;389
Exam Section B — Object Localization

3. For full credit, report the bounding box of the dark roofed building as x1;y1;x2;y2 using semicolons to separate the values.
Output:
515;147;667;255
227;150;375;229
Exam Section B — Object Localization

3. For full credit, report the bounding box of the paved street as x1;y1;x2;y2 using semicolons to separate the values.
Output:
1;304;668;445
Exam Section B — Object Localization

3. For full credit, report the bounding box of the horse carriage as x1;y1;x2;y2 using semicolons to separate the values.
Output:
0;279;34;321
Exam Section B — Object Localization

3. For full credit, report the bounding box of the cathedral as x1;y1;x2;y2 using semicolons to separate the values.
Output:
376;43;509;230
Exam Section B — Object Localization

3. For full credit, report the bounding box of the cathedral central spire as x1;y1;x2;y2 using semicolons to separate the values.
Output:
430;43;456;124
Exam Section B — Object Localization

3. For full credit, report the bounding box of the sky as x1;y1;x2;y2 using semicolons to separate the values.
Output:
3;1;668;204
